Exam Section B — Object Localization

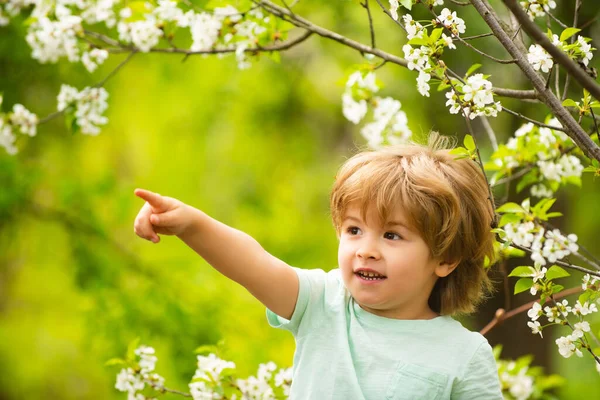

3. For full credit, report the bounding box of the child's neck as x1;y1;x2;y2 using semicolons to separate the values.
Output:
359;303;440;320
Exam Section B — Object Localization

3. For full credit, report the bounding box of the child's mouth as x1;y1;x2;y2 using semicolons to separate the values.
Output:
355;270;387;281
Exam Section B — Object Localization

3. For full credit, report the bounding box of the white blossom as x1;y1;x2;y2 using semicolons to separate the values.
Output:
527;302;542;321
135;345;157;373
82;48;109;72
403;14;424;40
527;321;543;338
436;8;466;35
508;372;534;400
389;0;399;21
417;71;431;97
57;84;109;135
520;0;556;19
576;36;593;66
115;368;145;395
10;104;38;136
26;15;83;63
572;300;598;316
527;44;553;73
555;335;582;358
0;119;17;155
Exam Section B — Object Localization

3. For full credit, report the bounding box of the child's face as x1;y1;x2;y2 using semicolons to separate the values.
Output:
338;204;454;320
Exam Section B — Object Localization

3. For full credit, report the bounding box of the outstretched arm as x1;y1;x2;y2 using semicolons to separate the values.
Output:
133;188;299;319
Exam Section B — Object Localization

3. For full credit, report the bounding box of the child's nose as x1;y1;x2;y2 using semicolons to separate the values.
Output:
356;239;381;260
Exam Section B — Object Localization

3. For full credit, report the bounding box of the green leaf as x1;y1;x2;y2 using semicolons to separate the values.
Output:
559;27;581;43
546;212;563;218
126;337;141;361
516;170;539;193
399;0;413;10
430;28;443;43
267;51;281;64
545;265;570;281
562;98;579;107
579;291;592;305
551;284;564;294
508;266;534;278
194;345;219;355
463;134;476;151
492;344;503;360
407;37;428;46
496;202;524;214
491;228;507;238
499;213;521;227
105;358;126;367
465;63;482;77
514;278;534;294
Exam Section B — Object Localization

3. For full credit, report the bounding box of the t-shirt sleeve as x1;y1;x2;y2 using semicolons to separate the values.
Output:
451;340;503;399
265;267;329;336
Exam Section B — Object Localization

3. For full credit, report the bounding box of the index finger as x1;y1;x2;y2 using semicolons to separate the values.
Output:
134;188;168;212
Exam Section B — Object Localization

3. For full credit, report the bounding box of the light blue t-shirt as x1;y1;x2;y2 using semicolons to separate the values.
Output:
267;268;503;399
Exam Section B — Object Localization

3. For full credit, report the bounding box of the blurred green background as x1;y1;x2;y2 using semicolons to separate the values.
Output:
1;0;600;398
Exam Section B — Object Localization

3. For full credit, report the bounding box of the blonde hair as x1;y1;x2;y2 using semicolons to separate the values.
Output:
330;133;495;315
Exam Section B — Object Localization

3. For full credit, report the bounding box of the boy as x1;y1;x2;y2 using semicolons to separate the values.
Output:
133;135;503;399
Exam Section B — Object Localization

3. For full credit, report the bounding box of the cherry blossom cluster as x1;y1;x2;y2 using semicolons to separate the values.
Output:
527;297;598;359
341;71;412;149
503;221;579;266
115;346;165;399
113;344;292;400
520;0;557;20
498;362;534;400
495;345;564;399
0;96;39;155
488;117;583;198
444;74;502;119
57;84;109;135
433;8;466;36
527;31;594;74
400;17;456;98
7;0;277;72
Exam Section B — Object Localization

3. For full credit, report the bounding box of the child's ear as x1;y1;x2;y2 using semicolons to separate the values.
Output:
434;259;460;278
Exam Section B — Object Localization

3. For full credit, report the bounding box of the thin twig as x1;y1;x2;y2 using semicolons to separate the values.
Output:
505;241;600;277
372;0;406;30
429;8;517;64
95;51;137;88
462;32;495;40
361;0;376;49
444;69;498;227
547;12;568;29
501;106;566;131
480;286;581;336
551;296;600;365
480;116;498;150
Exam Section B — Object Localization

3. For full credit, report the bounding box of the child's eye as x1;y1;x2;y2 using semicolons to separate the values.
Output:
346;226;361;235
384;232;402;240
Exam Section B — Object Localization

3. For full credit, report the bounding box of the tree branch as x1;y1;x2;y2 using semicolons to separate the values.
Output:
361;0;376;49
470;0;600;162
480;286;582;336
502;0;600;102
